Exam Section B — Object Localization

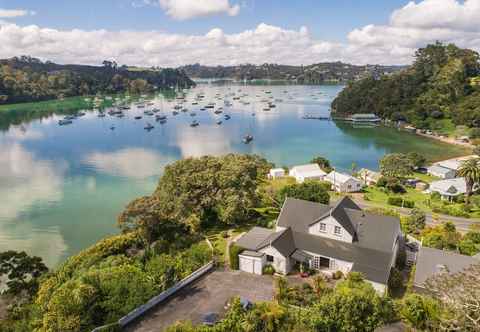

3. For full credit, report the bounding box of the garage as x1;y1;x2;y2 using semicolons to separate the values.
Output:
239;251;264;275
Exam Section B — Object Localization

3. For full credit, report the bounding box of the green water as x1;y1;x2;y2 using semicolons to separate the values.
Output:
0;84;468;267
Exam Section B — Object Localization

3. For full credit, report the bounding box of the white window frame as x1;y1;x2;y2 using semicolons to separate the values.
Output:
334;226;342;236
319;222;327;233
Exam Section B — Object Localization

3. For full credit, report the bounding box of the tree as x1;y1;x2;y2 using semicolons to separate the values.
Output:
425;264;480;331
457;158;480;204
407;152;427;169
400;293;440;330
0;250;48;297
276;181;330;205
401;208;426;234
379;153;413;178
310;156;333;173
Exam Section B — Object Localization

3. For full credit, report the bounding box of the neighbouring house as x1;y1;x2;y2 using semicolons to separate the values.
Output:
426;177;469;200
325;171;362;193
269;168;285;179
289;164;326;183
349;113;381;123
434;159;463;171
235;197;402;294
413;246;479;292
426;165;456;179
358;168;381;186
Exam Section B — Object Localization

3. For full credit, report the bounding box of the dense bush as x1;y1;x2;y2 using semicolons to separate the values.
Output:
332;43;480;129
399;293;440;331
229;244;244;270
388;267;403;290
276;181;330;204
388;197;415;208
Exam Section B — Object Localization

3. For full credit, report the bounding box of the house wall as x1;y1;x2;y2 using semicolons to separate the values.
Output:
238;254;265;275
303;249;353;274
308;216;353;243
260;246;292;274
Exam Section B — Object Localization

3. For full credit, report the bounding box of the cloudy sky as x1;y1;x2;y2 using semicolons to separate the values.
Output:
0;0;479;67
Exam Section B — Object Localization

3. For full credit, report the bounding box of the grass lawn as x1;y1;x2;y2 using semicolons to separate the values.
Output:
0;96;94;113
409;172;438;184
363;186;432;211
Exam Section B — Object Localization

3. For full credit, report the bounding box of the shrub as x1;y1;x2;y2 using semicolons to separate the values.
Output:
262;265;275;275
396;248;407;270
332;270;344;280
229;244;244;270
388;197;415;208
220;231;229;238
400;293;440;330
388;267;403;289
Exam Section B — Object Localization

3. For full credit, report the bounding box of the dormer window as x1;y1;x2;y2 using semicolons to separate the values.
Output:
334;226;342;236
319;223;326;232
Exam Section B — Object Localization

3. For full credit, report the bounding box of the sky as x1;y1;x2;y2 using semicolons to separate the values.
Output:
0;0;479;67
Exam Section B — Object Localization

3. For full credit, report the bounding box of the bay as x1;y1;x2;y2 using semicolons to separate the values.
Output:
0;84;467;267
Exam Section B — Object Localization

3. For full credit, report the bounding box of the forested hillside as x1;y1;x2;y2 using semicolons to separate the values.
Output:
180;62;403;83
332;43;480;129
0;56;195;105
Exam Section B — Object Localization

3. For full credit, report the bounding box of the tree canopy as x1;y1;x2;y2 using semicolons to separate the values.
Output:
332;43;480;129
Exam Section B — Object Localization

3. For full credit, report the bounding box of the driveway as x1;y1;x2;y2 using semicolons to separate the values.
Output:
124;270;275;332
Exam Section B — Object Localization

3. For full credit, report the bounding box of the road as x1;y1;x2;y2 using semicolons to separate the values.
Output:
353;198;479;233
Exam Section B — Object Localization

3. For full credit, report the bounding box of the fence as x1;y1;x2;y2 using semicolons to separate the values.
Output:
91;261;215;332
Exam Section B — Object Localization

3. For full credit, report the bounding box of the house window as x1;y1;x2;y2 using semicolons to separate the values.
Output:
334;226;342;236
319;223;326;232
266;255;274;263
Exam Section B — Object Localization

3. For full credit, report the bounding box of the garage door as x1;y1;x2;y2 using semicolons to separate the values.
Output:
239;256;262;275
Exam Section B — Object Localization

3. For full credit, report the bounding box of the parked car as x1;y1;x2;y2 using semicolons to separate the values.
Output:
202;312;219;326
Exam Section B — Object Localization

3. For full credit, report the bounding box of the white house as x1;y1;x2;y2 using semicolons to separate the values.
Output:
434;159;463;171
325;171;362;193
236;197;402;294
358;168;381;186
289;164;326;183
427;165;456;179
426;177;469;200
268;168;285;179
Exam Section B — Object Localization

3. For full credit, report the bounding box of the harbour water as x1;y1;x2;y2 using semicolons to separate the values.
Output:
0;84;467;266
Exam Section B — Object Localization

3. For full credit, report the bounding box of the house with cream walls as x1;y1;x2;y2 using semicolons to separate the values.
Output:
236;196;402;294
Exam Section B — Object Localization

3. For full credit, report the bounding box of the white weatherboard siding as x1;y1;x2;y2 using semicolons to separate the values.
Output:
325;172;362;193
308;216;353;243
303;249;353;274
269;168;285;179
289;164;326;183
260;246;291;274
239;254;264;275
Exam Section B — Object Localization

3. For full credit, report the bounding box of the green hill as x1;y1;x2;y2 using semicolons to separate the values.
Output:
332;43;480;130
0;56;195;105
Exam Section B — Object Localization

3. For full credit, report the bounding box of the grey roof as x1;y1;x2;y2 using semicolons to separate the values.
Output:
291;230;393;284
277;197;331;233
313;196;361;239
235;227;275;250
235;226;296;257
239;250;265;258
414;246;479;288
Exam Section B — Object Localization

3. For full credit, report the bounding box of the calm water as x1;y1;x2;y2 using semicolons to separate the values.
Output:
0;84;466;266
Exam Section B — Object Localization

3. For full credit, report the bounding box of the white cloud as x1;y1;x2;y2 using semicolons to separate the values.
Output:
0;0;480;66
0;143;66;220
155;0;240;20
0;8;35;18
83;148;172;179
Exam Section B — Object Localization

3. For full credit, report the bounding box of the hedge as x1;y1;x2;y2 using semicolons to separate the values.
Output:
388;197;415;208
229;243;244;270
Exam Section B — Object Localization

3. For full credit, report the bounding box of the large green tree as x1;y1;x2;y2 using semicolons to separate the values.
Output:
379;153;414;178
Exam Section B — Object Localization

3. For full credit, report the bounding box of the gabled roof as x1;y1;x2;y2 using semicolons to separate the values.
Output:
276;197;331;232
289;164;326;177
325;171;361;185
429;177;467;196
414;246;479;288
235;226;296;258
312;196;361;239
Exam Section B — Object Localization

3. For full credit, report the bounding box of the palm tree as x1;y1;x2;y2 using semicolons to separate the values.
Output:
457;158;480;204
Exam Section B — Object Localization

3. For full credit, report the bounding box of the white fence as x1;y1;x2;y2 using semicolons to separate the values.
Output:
91;261;215;332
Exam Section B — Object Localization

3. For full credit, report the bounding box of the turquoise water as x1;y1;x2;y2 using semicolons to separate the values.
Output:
0;84;466;267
